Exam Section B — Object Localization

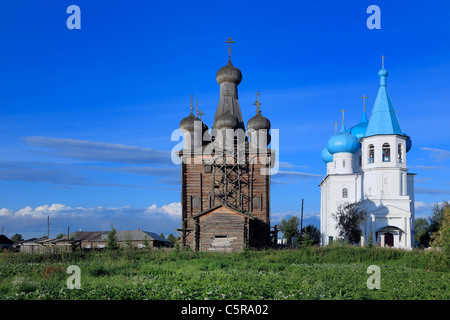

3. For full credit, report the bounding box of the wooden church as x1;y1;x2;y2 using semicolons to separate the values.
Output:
177;39;276;252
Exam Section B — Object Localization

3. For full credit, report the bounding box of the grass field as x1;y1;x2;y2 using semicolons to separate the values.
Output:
1;246;449;300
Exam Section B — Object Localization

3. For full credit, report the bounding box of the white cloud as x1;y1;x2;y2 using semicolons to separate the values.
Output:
421;147;450;161
0;202;182;239
145;202;181;218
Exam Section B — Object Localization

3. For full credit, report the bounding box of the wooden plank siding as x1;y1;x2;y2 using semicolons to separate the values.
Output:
181;153;272;251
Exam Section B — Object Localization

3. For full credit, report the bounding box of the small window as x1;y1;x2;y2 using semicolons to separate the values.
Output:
382;143;391;162
368;145;374;164
342;188;348;198
253;196;261;209
343;159;346;168
192;197;201;209
359;155;362;167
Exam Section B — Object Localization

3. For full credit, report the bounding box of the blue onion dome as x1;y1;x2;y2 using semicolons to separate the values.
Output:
215;112;239;130
350;113;369;140
247;110;271;131
180;112;197;133
327;125;359;154
216;59;242;85
406;136;412;152
378;67;388;77
321;147;333;163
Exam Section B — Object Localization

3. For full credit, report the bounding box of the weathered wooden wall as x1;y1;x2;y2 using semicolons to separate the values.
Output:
197;206;248;252
181;152;272;250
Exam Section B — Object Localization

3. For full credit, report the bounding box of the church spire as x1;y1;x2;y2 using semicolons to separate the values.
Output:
365;57;403;137
212;38;245;131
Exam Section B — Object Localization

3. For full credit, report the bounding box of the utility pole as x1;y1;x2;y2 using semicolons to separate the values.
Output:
300;198;304;240
47;215;51;239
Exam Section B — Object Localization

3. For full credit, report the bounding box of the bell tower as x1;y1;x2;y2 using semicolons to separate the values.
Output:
177;39;276;251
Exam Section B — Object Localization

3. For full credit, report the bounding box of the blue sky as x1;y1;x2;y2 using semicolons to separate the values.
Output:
1;1;449;239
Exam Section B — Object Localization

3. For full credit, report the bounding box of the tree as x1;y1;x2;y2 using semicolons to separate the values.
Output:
142;234;149;249
428;201;449;235
167;233;177;247
107;226;119;250
279;216;300;245
431;206;450;256
332;201;367;245
11;234;23;243
160;233;166;239
124;231;132;248
299;225;321;246
415;218;430;248
367;227;374;248
56;233;65;239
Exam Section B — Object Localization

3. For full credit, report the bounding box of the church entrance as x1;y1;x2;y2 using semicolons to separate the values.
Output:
384;232;394;247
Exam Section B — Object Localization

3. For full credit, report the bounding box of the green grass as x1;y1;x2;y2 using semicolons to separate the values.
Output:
0;246;449;300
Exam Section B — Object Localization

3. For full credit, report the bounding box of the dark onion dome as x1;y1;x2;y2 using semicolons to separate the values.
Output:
200;120;209;133
405;135;412;152
216;59;242;85
179;112;197;133
326;125;359;154
215;112;239;130
247;110;271;131
321;147;333;163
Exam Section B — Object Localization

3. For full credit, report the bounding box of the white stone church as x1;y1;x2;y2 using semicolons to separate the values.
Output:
319;61;415;249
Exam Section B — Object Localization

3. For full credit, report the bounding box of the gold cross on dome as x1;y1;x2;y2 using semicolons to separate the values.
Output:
225;37;235;60
333;122;338;134
340;109;346;125
361;94;368;112
253;91;261;113
190;93;194;113
196;100;205;120
381;55;385;68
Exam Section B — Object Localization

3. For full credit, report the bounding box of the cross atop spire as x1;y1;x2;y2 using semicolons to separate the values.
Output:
253;91;261;113
190;93;194;113
333;122;338;134
196;100;205;120
225;37;235;61
381;55;385;68
361;94;368;112
340;109;346;125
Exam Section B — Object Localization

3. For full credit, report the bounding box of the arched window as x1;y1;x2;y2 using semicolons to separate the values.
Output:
368;145;374;164
342;188;348;198
343;159;346;168
359;155;362;167
398;143;403;163
382;143;390;162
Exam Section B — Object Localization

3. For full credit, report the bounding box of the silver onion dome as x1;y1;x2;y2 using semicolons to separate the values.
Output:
215;111;239;130
216;60;242;85
247;111;271;131
179;112;197;133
